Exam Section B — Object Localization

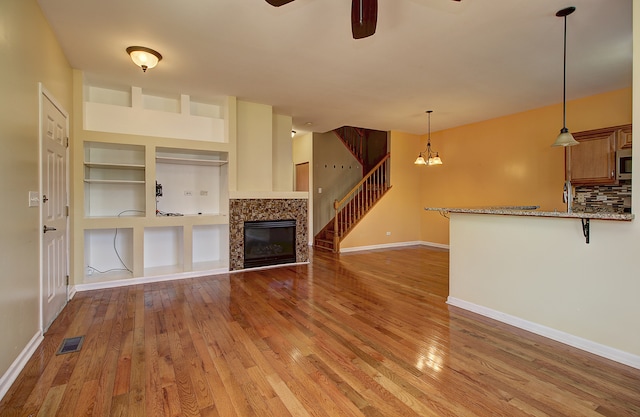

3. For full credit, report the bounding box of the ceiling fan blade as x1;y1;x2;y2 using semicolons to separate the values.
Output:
351;0;377;39
265;0;295;6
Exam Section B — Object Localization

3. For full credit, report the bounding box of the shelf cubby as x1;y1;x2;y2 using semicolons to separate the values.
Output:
84;142;146;218
192;224;229;272
155;147;228;216
144;226;185;276
84;228;134;281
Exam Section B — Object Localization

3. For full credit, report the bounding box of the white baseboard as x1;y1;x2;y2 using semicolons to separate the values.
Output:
74;267;229;292
419;240;450;250
73;262;313;293
447;296;640;370
0;332;43;402
68;285;77;300
340;240;449;253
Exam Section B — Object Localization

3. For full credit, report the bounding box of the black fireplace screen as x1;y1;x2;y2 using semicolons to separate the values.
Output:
244;219;296;268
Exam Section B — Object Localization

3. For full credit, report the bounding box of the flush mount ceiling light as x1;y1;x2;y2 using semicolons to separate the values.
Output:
415;110;443;166
126;46;162;73
552;6;579;147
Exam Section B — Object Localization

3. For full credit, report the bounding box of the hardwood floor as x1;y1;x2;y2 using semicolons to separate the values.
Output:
1;246;639;416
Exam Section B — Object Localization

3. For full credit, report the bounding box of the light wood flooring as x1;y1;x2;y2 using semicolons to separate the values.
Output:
1;246;639;416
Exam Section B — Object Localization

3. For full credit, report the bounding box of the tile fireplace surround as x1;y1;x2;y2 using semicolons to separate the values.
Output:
229;198;309;270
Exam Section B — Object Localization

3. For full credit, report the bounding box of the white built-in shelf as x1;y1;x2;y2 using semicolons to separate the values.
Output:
84;162;145;170
83;179;145;184
156;156;228;166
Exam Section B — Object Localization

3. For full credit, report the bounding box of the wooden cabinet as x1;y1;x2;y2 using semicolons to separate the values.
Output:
565;124;631;185
618;125;632;149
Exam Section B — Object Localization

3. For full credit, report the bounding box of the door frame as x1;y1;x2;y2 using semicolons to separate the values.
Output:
39;84;70;333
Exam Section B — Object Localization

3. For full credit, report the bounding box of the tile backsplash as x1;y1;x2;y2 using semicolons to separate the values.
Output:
573;181;631;213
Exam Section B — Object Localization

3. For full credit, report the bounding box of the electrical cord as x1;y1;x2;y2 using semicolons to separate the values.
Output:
86;209;144;275
156;210;184;216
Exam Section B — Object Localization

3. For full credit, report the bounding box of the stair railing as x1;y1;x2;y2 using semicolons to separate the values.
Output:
334;127;366;166
333;153;391;251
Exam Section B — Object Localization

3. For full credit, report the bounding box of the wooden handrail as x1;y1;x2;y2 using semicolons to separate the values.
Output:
335;153;390;208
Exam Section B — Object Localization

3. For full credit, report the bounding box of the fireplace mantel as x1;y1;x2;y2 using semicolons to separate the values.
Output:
229;191;309;200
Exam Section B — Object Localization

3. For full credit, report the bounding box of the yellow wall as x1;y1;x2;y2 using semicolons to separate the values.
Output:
342;88;631;250
340;131;423;249
0;0;72;379
421;88;632;246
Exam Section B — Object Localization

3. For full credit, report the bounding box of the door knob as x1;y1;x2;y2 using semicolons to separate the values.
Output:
42;195;49;203
43;225;57;233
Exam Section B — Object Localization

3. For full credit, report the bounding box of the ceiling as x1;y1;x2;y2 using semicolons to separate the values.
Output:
37;0;632;135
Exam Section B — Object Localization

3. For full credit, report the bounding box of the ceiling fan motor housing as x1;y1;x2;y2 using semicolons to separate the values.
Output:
351;0;378;39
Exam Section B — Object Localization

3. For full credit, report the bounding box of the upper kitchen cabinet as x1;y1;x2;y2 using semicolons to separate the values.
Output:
565;124;631;185
618;125;633;149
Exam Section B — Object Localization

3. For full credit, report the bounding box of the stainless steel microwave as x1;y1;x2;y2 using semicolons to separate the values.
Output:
617;149;632;180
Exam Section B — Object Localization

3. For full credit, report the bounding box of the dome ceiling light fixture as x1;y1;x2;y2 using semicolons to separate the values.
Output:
551;6;579;147
126;46;162;73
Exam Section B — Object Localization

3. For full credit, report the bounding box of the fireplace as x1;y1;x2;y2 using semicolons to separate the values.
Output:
243;219;296;268
229;198;308;271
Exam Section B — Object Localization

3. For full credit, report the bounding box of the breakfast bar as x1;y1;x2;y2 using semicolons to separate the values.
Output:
424;205;639;368
426;206;633;243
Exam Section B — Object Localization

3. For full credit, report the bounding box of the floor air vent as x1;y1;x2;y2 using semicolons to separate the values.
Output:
56;336;85;355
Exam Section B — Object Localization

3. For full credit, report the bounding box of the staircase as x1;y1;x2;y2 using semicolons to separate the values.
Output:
314;152;391;252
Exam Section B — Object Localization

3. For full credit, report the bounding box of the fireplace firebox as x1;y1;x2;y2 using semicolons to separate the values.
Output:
243;219;296;268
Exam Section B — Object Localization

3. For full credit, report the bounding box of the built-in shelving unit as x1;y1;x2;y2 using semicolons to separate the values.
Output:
72;76;234;289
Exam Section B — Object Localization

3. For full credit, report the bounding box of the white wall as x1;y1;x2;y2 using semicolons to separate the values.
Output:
293;133;314;243
236;101;273;191
272;113;293;192
0;0;73;390
236;100;294;193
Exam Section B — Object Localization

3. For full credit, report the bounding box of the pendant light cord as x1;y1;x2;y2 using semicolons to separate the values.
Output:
562;14;567;129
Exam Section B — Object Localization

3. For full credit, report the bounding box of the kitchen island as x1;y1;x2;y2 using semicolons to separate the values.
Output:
425;205;639;369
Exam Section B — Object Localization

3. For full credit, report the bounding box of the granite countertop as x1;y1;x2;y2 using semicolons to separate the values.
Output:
424;206;634;221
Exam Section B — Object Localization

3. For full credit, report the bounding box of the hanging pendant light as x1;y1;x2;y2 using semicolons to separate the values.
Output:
552;7;579;147
415;110;443;166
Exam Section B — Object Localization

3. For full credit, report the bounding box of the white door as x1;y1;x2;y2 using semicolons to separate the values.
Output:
41;90;68;331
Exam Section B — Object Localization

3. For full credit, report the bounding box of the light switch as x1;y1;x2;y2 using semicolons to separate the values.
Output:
318;187;322;194
28;191;39;207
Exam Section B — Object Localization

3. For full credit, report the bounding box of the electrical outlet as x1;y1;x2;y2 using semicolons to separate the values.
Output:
184;191;193;196
386;231;391;236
